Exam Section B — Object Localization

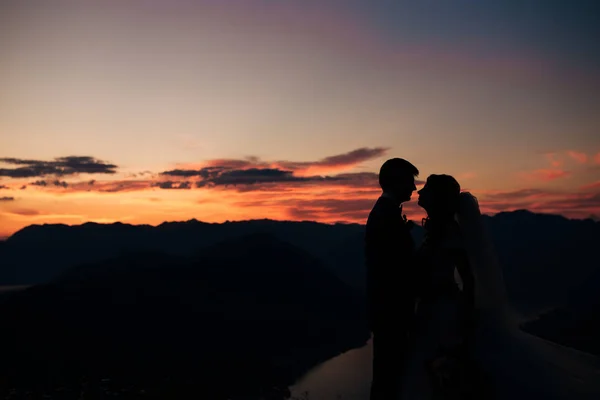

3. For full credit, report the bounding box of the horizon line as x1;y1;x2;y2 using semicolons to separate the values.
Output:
2;208;597;241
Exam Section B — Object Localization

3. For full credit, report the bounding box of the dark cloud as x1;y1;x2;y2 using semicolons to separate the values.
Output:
0;196;15;201
162;166;224;179
0;184;8;189
163;168;420;192
0;156;117;178
0;148;396;195
164;147;388;177
53;180;69;188
162;166;338;188
30;180;69;188
279;147;389;170
161;167;420;193
30;180;47;187
158;147;394;192
163;166;379;191
127;170;154;178
152;181;192;190
196;168;324;187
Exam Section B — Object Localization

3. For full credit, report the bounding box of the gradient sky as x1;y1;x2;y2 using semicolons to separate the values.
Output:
1;0;600;238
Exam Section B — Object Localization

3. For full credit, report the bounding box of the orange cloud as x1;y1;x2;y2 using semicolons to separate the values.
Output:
544;152;564;168
567;150;588;164
5;147;597;240
519;169;571;182
458;172;477;180
1;148;391;199
595;152;600;165
3;176;599;239
581;181;600;191
4;208;40;216
0;149;395;237
479;186;600;219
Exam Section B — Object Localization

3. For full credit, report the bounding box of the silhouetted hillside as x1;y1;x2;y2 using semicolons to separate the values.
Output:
0;233;368;398
482;210;600;315
0;219;366;287
521;265;600;356
2;210;599;317
1;211;600;395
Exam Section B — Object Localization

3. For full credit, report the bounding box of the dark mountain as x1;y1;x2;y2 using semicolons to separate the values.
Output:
0;233;368;398
1;210;600;394
2;210;599;316
521;263;600;356
481;210;600;315
0;219;366;287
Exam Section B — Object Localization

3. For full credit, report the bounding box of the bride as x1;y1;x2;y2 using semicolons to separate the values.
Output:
399;174;483;399
399;174;600;400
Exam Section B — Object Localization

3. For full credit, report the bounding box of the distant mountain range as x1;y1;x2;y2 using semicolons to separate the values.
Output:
0;209;599;396
1;210;599;315
521;260;600;357
0;233;368;398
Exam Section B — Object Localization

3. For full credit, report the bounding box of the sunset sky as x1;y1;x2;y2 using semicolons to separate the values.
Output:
1;1;599;238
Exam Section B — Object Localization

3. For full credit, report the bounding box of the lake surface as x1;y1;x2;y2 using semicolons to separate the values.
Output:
290;340;373;400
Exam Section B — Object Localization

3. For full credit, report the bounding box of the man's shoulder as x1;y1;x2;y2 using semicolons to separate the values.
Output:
368;197;398;216
366;198;409;238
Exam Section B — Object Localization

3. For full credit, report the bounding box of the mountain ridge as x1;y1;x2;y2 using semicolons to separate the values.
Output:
1;209;599;317
0;233;368;398
6;208;598;242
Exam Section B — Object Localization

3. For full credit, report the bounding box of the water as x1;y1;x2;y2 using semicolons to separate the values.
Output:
290;340;372;400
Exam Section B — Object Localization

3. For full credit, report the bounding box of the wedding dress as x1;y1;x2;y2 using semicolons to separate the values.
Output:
400;192;600;399
399;210;469;399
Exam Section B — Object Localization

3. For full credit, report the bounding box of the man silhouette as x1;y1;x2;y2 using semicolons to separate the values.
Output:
365;158;419;400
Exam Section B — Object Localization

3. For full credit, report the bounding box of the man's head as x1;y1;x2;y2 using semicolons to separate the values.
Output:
378;158;419;203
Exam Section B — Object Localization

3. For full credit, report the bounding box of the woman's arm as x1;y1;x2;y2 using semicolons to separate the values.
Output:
449;248;476;345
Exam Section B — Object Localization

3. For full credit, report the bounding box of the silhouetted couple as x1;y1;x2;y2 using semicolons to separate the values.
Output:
366;158;484;399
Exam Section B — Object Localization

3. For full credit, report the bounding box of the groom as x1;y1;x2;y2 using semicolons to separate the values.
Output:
365;158;419;400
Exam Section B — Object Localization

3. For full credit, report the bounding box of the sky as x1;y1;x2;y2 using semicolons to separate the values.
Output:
1;0;600;238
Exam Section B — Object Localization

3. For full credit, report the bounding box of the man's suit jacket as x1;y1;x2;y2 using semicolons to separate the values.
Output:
365;195;416;333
